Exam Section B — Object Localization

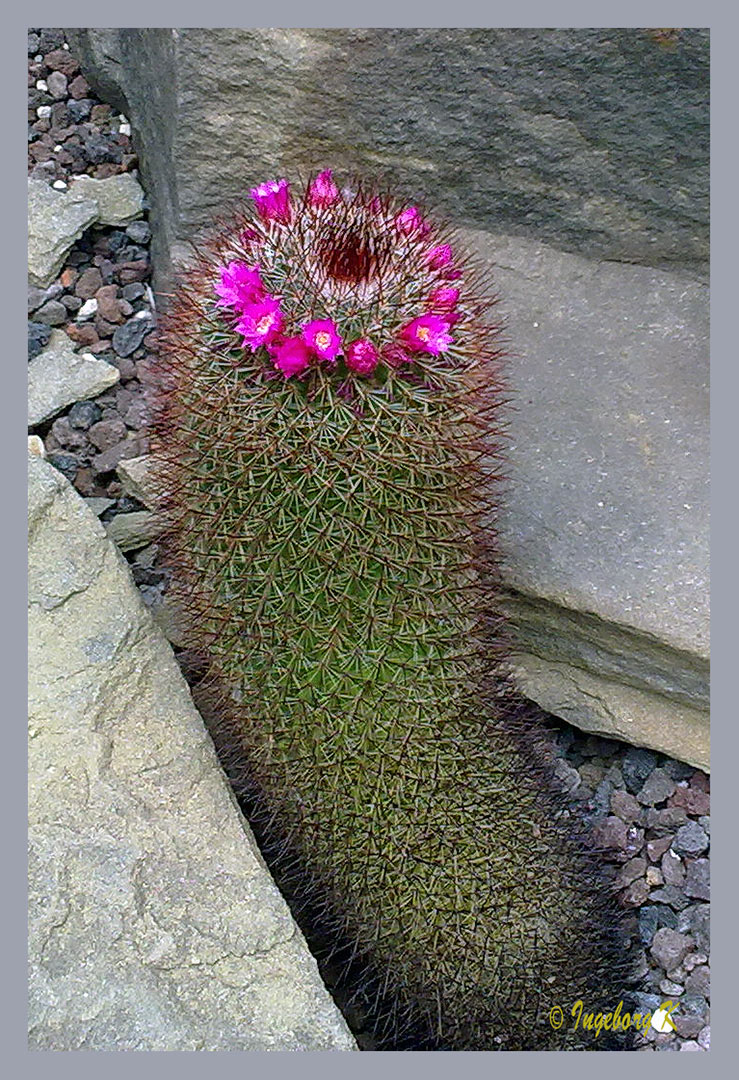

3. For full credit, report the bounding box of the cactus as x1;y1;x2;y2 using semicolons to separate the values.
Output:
153;171;634;1050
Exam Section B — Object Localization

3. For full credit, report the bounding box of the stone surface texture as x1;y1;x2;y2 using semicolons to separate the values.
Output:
467;232;709;769
68;173;145;226
28;329;120;427
66;27;709;294
28;177;98;287
28;452;356;1051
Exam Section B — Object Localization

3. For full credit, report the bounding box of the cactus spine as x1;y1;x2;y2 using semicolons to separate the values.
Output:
153;172;634;1050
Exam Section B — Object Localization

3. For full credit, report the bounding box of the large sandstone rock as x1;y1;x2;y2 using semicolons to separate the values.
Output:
469;232;709;769
66;28;708;293
28;452;355;1051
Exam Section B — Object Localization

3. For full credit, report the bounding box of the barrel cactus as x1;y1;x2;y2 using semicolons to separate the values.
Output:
152;170;634;1050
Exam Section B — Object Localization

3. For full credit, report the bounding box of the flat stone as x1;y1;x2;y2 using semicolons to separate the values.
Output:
28;177;98;287
69;173;145;226
28;329;119;427
684;859;710;901
650;928;692;972
67;28;708;288
28;453;355;1051
468;233;709;770
104;510;163;552
117;454;157;508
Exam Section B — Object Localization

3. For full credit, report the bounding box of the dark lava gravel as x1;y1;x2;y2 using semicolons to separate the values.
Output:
28;29;710;1054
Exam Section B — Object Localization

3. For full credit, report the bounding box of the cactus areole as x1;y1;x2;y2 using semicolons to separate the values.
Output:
153;171;634;1050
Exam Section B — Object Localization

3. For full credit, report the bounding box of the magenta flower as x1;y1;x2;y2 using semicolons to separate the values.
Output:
395;206;431;238
215;261;265;311
381;342;412;368
302;318;343;362
426;244;453;269
399;314;454;356
270;336;311;378
345;338;379;375
234;296;284;350
250;178;291;223
308;169;340;208
429;286;460;311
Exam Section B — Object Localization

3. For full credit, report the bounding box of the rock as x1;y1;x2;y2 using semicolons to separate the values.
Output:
28;454;355;1050
68;400;103;430
69;174;145;226
684;859;710;901
75;267;104;298
610;789;642;823
669;785;710;816
46;452;79;482
76;298;98;320
698;1025;710;1049
67;28;708;288
622;879;649;907
89;418;128;452
591;815;628;850
679;1041;702;1051
112;314;153;357
126;220;151;245
672;822;709;858
647;836;673;862
92;437;144;475
689;905;710;953
645;866;663;887
117;455;157;508
624;750;660;795
34;299;68;326
105;511;163;552
650;928;692;972
457;233;707;771
552;756;581;793
46;71;68;99
28;435;46;458
645;807;688;833
685;965;710;998
28;320;52;360
617;856;646;887
28;177;98;287
637;769;676;806
638;906;659;945
84;497;115;516
95;284;124;323
661;850;686;887
28;330;119;427
649;885;690;911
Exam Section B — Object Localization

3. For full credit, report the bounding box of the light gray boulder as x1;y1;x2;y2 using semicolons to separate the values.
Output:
28;329;120;428
28;178;99;288
28;452;356;1051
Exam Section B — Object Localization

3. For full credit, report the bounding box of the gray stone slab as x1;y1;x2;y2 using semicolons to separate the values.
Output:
66;27;708;294
28;178;98;288
28;329;120;428
28;453;356;1051
461;231;709;766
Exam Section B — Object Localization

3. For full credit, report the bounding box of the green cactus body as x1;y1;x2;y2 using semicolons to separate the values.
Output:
154;174;634;1050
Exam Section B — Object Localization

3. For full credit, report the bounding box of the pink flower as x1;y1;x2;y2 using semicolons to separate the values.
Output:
308;169;340;208
302;318;342;362
250;178;291;223
395;206;431;237
215;261;265;310
426;244;452;269
381;342;412;368
270;336;311;378
429;286;460;311
399;314;453;355
345;338;379;375
234;296;284;350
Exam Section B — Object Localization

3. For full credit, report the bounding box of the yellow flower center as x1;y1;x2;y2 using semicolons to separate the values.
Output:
316;332;331;350
416;326;430;341
257;315;273;333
